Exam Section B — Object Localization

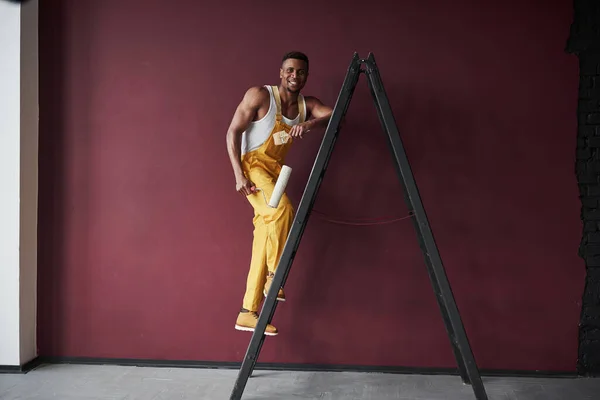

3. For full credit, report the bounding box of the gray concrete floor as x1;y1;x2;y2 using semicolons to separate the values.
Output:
1;363;599;399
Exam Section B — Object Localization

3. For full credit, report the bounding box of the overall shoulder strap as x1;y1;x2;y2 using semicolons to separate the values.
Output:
298;95;306;123
271;85;282;122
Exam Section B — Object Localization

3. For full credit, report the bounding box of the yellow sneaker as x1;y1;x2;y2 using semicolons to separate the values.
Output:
264;272;286;301
235;311;278;336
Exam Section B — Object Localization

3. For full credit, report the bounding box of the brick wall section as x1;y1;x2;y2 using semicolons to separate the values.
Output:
577;53;600;376
566;0;600;377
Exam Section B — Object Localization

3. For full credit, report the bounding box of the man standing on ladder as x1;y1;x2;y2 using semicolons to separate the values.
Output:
226;51;333;335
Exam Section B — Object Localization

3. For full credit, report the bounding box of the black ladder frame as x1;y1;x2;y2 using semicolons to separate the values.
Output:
229;52;488;400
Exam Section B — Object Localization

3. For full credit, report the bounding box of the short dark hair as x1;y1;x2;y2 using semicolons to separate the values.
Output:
282;51;309;71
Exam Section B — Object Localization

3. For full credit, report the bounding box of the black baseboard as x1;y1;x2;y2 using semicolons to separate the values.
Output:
29;356;586;379
0;357;43;374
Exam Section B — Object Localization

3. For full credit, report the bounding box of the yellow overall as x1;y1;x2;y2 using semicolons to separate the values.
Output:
240;86;305;312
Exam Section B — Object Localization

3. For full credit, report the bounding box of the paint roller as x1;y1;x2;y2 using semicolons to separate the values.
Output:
255;165;292;208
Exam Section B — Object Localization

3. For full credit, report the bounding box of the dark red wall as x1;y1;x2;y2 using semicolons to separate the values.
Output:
38;0;583;371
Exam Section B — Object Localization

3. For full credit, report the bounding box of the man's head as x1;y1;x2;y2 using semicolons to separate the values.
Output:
280;51;309;93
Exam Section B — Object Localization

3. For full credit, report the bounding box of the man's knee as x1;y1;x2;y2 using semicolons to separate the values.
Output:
278;197;294;218
267;196;293;223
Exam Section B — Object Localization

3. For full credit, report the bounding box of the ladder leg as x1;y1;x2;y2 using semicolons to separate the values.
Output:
426;266;472;384
361;65;470;385
229;53;362;400
363;53;488;400
245;302;278;378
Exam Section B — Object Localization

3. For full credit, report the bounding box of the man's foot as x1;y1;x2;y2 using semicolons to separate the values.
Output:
264;272;286;301
235;310;278;336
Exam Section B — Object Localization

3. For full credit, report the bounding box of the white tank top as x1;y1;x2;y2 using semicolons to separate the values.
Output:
241;85;306;155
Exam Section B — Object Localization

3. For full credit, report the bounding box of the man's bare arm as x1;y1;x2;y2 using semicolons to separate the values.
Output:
305;96;333;130
289;96;333;139
226;86;267;196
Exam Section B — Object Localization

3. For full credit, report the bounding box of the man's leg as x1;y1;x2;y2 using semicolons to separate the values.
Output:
243;170;294;300
235;171;292;335
241;214;268;312
246;168;294;300
236;213;279;336
263;193;294;300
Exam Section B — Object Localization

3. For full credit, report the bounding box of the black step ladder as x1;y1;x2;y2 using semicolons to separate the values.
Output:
229;52;488;400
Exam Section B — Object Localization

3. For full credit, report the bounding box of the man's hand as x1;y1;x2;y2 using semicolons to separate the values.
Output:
236;176;256;196
289;121;312;139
